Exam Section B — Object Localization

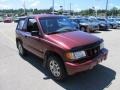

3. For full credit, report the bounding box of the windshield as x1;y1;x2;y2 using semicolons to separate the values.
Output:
89;19;99;23
108;19;114;22
98;19;106;21
79;19;89;23
116;19;120;21
39;17;76;34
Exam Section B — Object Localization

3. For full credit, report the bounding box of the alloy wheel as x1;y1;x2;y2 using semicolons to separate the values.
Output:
49;59;61;77
18;42;24;55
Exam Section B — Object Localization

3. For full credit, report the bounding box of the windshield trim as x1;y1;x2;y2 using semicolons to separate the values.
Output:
39;17;75;35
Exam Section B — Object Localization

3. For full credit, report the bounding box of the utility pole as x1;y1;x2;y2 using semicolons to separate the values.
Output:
94;0;98;17
70;3;71;15
96;9;98;17
105;0;108;19
23;0;26;15
64;0;66;12
52;0;55;14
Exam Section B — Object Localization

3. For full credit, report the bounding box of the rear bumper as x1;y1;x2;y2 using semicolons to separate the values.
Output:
65;48;108;75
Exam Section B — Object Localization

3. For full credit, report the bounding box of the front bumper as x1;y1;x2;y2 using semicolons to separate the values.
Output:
113;25;118;29
99;25;108;30
65;48;108;75
88;27;99;32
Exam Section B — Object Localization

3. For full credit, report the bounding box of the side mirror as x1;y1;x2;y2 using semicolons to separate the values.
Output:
31;31;39;36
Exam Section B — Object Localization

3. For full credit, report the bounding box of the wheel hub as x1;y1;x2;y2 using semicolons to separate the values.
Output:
18;43;23;54
49;60;60;77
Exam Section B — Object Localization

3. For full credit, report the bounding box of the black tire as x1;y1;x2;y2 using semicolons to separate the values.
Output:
17;41;27;56
110;25;113;29
80;27;86;32
47;55;67;81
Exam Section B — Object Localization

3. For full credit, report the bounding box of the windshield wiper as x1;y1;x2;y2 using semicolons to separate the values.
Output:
47;27;77;35
47;31;61;35
57;27;77;32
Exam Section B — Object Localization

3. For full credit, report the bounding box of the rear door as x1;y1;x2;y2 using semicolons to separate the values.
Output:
16;18;26;46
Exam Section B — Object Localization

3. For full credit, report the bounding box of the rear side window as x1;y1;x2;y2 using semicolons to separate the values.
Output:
17;19;25;30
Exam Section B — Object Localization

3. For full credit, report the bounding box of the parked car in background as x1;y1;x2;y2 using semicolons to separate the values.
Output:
14;16;27;23
115;18;120;27
16;14;108;80
4;17;13;23
69;19;79;29
0;17;3;22
14;17;19;23
95;18;110;30
70;18;99;32
107;18;118;29
97;18;118;29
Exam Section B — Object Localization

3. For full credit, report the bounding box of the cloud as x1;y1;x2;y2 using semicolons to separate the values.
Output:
0;0;8;2
109;3;114;8
0;0;12;9
0;4;8;8
109;3;120;9
0;3;11;9
20;0;41;8
30;1;40;7
72;4;81;11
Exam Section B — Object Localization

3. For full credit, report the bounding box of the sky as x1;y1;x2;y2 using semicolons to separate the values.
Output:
0;0;119;11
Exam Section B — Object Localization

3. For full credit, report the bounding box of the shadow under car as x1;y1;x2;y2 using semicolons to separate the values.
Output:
21;52;116;90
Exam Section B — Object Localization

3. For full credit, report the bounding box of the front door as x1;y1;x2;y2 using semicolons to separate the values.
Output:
24;18;44;58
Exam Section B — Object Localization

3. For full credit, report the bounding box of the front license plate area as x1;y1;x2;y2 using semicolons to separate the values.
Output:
89;55;103;69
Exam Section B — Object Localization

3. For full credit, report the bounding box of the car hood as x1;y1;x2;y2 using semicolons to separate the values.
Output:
107;21;116;24
80;23;89;26
45;31;101;50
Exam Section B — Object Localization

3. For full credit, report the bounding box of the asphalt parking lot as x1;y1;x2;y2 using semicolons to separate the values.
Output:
0;23;120;90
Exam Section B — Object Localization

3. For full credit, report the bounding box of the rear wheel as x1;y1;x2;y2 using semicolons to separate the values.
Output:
17;41;26;56
47;55;66;80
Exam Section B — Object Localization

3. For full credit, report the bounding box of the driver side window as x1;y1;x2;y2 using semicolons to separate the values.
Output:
27;18;39;32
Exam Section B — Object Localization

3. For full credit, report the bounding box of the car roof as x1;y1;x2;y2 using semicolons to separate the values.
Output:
28;14;65;19
70;18;81;20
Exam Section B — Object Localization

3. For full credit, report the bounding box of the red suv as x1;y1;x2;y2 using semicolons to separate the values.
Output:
4;17;13;23
16;14;108;80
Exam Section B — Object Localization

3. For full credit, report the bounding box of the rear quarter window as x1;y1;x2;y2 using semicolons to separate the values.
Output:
17;19;25;30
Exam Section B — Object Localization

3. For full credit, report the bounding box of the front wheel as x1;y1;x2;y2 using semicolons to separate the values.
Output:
47;55;66;80
110;25;113;29
80;27;86;32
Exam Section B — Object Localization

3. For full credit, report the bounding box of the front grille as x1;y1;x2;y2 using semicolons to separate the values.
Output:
71;40;103;64
85;45;100;59
94;26;98;28
72;45;101;64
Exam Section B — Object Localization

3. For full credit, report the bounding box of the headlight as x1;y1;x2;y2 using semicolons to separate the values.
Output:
100;24;105;26
100;42;104;50
66;51;86;60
